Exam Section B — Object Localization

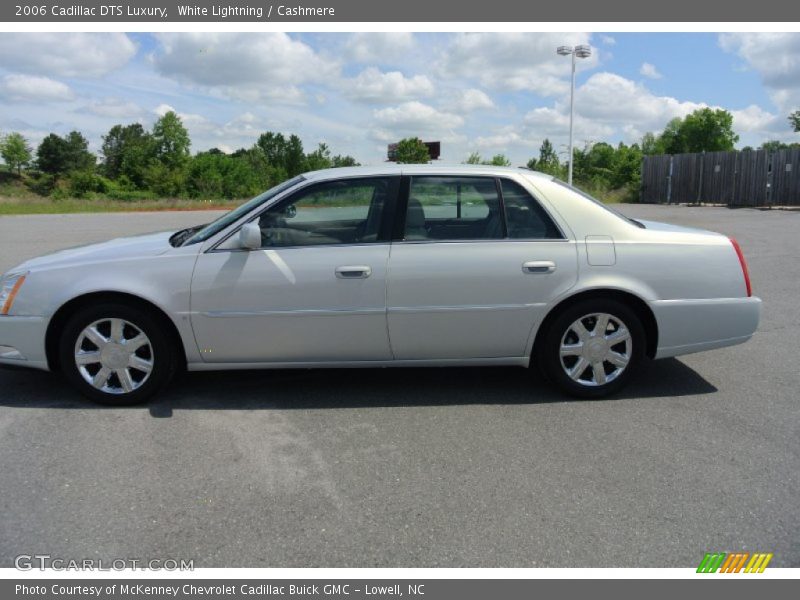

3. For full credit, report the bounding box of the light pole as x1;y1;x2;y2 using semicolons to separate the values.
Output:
556;44;591;186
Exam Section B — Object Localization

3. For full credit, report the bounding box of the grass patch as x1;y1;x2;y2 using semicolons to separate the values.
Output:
0;196;241;215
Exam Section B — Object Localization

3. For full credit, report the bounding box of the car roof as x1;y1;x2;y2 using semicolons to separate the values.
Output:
302;164;555;182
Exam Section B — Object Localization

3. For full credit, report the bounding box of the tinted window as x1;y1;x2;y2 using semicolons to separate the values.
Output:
257;177;390;247
183;175;304;245
500;179;563;239
405;176;503;241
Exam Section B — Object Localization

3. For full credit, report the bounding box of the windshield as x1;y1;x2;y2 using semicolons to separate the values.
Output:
552;179;645;228
181;175;306;245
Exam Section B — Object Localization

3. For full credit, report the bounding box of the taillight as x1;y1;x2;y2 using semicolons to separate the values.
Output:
729;237;752;297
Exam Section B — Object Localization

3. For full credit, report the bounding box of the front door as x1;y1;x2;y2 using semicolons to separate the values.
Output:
386;175;578;360
190;176;398;363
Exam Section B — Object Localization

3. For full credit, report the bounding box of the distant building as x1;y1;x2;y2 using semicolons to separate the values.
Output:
387;141;441;162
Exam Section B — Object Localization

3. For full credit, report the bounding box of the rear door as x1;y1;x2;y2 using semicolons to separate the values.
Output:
386;175;578;360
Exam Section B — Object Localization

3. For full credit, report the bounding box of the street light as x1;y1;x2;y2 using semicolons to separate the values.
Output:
556;44;591;185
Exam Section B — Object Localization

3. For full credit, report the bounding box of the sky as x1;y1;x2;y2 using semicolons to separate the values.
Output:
0;32;799;166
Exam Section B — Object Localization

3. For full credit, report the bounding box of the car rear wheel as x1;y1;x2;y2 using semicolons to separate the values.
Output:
539;298;645;398
59;303;176;405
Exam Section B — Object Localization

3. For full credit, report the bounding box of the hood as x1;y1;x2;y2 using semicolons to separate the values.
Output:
10;231;176;274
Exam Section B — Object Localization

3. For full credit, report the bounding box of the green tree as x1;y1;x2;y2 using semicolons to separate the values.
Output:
660;108;739;154
187;150;273;199
143;162;186;197
331;154;360;168
761;140;792;152
640;131;664;155
790;110;800;133
36;134;67;174
534;138;561;176
234;146;283;188
464;152;511;166
36;131;94;175
284;134;305;177
255;131;307;176
152;111;190;169
304;142;331;172
257;131;288;168
486;154;512;166
393;137;430;164
101;123;154;184
611;142;643;189
1;132;32;175
465;152;482;164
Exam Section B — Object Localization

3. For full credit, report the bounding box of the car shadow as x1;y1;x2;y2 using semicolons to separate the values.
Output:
0;357;717;415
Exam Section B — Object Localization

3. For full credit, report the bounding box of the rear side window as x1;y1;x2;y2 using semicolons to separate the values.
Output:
500;179;563;239
405;176;503;240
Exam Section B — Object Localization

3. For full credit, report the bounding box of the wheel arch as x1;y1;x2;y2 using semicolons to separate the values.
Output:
45;291;187;372
531;288;659;363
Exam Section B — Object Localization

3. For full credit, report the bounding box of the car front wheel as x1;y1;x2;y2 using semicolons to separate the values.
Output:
59;303;177;405
539;299;645;398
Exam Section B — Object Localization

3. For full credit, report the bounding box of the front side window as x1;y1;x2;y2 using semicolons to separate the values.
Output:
404;176;503;241
257;177;392;248
500;179;563;239
182;175;305;246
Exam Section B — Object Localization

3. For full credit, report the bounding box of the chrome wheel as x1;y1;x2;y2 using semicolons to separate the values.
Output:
73;318;154;395
559;312;632;387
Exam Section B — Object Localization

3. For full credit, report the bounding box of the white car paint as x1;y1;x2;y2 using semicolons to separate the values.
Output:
0;165;761;382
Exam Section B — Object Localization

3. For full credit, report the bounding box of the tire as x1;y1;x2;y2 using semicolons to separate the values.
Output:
58;302;177;405
538;298;645;399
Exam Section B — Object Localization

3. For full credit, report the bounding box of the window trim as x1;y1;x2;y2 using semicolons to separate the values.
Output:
208;175;401;253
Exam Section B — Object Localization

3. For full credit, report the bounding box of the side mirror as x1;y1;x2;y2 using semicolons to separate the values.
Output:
239;222;262;250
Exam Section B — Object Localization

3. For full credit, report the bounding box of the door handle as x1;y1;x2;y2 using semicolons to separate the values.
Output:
522;261;556;274
335;265;372;279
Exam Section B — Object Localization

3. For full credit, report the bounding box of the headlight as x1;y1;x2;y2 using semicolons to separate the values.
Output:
0;272;27;315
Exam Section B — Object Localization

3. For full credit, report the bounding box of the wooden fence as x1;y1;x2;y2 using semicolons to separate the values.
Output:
640;148;800;206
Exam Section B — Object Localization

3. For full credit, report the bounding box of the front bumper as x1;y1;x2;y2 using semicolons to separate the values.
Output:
651;296;762;359
0;315;49;370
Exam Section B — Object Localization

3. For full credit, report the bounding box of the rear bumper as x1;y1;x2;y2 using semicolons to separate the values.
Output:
651;296;761;359
0;315;49;371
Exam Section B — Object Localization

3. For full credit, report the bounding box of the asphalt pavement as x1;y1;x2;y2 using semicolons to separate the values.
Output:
0;205;797;567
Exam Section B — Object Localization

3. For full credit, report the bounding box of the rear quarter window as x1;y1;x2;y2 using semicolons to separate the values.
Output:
500;178;564;239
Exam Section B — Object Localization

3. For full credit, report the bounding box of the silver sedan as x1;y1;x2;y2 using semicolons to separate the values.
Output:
0;165;761;404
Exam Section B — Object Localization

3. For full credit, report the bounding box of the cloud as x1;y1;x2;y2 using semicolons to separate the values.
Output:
0;33;136;77
640;62;662;79
600;35;616;46
151;33;339;103
471;129;526;152
437;33;597;96
344;68;434;103
371;101;465;144
719;33;800;111
523;106;615;140
82;98;146;119
730;104;786;137
574;72;704;134
529;72;787;146
450;88;495;112
0;74;74;102
373;101;463;130
344;33;416;63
